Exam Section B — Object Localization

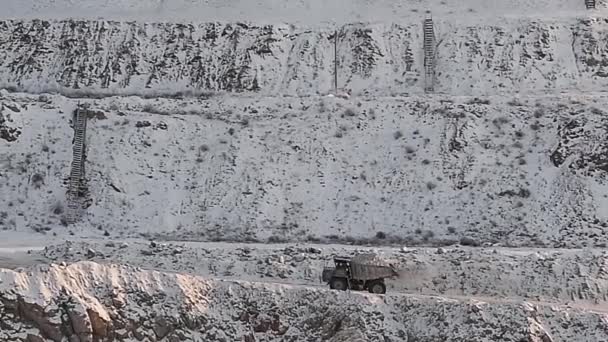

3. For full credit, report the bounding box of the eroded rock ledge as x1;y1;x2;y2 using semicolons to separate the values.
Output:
1;262;607;341
1;18;608;96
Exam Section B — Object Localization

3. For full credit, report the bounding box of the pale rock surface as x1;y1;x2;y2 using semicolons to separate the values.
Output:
2;261;608;342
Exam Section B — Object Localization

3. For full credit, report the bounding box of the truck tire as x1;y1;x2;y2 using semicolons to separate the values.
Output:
330;277;348;291
368;281;386;294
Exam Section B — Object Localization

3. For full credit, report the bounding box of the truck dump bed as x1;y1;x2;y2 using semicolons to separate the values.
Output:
349;253;398;280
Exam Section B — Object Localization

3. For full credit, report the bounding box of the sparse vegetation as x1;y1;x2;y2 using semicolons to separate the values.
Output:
31;173;44;188
460;236;480;247
6;219;16;230
135;121;152;128
318;100;326;113
335;125;348;138
51;201;64;215
591;107;604;115
530;122;540;131
467;97;490;105
393;130;403;140
228;127;235;136
368;108;376;119
498;188;531;198
434;107;449;116
87;110;108;120
426;182;437;190
447;226;456;234
492;117;510;128
306;235;321;243
375;231;386;239
343;108;356;117
268;235;288;243
359;172;367;181
507;98;524;106
142;103;160;113
199;144;209;152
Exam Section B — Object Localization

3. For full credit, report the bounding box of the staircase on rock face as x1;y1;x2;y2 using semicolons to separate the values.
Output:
423;15;436;93
585;0;596;9
66;108;88;224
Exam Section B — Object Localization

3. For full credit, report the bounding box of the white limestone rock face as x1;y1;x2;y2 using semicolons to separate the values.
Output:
1;92;608;247
1;18;608;96
2;261;608;342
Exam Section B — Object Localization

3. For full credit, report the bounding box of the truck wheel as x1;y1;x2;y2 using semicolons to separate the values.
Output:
330;277;348;291
368;281;386;294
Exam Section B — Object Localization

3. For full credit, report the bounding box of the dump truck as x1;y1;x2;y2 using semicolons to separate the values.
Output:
321;254;398;294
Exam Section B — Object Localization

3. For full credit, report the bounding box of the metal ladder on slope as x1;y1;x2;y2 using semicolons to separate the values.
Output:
66;109;87;224
423;17;436;93
585;0;596;9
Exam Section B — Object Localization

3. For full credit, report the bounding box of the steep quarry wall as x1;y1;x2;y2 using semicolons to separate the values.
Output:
1;18;608;96
3;2;608;341
436;18;608;94
2;3;608;247
1;92;607;247
1;262;608;342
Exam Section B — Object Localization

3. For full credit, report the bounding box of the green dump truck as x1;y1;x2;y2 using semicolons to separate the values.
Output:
321;254;399;294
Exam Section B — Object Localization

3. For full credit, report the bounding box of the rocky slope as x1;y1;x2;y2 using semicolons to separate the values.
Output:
1;91;608;247
41;240;608;305
1;17;608;96
2;261;608;342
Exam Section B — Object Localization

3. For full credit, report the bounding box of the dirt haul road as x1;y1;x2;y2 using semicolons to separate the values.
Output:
4;239;608;341
14;238;608;311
